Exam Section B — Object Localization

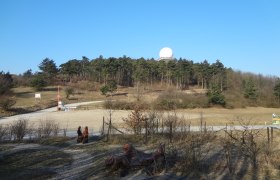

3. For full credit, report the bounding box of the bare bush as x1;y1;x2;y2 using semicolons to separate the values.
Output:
52;123;60;136
104;100;132;110
38;119;60;137
0;124;8;140
104;100;149;110
35;127;43;138
180;132;216;171
63;121;69;137
26;124;35;141
122;105;146;135
224;117;266;169
177;116;190;134
10;118;29;141
153;91;209;110
163;112;178;142
145;110;160;135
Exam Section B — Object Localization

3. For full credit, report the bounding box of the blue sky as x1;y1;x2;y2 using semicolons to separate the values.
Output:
0;0;279;76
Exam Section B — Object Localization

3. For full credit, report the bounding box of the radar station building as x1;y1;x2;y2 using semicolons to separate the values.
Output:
159;47;173;62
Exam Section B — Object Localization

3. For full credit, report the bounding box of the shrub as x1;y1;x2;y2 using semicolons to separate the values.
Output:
180;94;209;108
103;100;148;110
153;91;209;110
100;85;110;95
100;79;117;95
0;96;16;110
122;105;146;135
10;118;29;141
155;99;178;110
179;132;216;172
37;119;60;137
64;87;74;99
30;74;47;91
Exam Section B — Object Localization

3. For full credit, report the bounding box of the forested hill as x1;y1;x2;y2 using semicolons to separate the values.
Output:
2;56;280;108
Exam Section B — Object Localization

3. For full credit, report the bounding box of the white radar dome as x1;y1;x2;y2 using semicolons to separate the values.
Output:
159;47;173;60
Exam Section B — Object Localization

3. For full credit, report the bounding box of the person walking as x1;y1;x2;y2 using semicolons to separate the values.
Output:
77;126;83;143
82;126;89;144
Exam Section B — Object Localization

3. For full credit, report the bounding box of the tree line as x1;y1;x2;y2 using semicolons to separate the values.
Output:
20;56;227;89
2;55;280;108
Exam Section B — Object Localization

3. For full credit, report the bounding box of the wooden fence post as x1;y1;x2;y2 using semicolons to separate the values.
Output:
267;127;270;144
102;116;105;135
156;118;159;133
106;119;111;142
145;119;148;144
271;127;273;143
225;123;228;138
161;118;164;134
169;123;172;143
200;112;203;133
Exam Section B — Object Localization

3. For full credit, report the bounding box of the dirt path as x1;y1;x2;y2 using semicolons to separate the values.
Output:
53;147;94;179
0;101;108;129
0;138;111;179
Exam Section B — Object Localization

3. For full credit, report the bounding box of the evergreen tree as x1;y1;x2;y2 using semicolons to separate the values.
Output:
30;74;47;91
243;79;258;101
274;80;280;104
207;83;226;106
39;58;58;77
0;71;13;95
22;69;33;78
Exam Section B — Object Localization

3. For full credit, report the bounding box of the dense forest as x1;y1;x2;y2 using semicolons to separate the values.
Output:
1;56;280;108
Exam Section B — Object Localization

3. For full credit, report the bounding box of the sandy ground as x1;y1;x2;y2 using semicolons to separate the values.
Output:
1;101;280;133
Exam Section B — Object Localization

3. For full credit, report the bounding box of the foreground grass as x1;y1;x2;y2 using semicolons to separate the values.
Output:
0;132;280;179
0;146;72;179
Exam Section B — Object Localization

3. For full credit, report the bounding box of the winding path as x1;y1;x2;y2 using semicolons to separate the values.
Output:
0;101;103;124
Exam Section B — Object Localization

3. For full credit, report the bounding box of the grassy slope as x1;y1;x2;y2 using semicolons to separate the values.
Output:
0;86;106;117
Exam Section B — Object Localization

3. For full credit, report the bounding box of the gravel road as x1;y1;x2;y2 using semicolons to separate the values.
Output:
1;102;279;135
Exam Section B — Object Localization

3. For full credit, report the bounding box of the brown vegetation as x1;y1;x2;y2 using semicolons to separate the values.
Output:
0;118;280;179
